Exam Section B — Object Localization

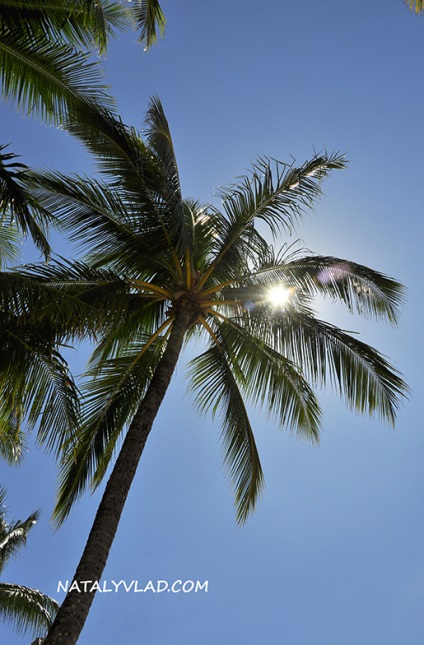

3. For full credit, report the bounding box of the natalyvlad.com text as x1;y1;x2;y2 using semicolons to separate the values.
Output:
57;579;208;594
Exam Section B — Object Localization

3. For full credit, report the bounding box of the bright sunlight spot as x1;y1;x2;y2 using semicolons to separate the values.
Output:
267;285;292;307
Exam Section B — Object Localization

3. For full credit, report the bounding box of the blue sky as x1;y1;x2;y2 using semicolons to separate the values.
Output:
1;1;423;643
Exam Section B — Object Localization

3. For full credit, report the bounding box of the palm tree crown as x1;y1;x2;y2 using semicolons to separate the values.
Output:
21;97;407;525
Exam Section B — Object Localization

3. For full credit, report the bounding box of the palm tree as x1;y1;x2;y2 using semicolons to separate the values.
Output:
0;487;59;640
12;98;407;644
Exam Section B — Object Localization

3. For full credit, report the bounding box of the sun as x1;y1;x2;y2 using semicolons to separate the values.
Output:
267;285;292;307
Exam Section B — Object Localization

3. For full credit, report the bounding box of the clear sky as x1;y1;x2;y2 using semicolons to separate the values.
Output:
1;1;423;644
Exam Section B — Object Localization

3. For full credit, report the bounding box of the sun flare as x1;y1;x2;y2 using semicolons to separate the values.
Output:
267;285;291;307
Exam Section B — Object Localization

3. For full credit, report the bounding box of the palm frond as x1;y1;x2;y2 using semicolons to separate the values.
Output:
29;171;176;275
199;152;346;288
0;487;57;637
144;96;187;251
216;319;322;441
188;342;264;524
221;253;405;325
0;0;127;53
0;408;25;464
0;145;51;257
181;200;221;270
32;105;189;274
128;0;166;49
0;583;58;638
61;107;150;183
0;222;20;268
0;26;115;124
0;502;39;573
0;267;109;338
0;320;81;455
145;96;181;187
54;330;169;525
220;152;345;234
251;307;408;425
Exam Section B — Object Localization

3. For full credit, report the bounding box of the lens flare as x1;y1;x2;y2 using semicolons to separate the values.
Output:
267;285;291;307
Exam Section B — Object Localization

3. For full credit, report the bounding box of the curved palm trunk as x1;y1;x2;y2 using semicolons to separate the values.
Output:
43;308;191;645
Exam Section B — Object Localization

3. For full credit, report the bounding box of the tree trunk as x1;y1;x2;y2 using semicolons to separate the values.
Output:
43;308;191;645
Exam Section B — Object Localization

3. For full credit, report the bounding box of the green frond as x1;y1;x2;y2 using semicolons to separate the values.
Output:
0;314;81;455
220;252;405;328
181;200;221;270
250;254;405;324
0;502;39;573
144;97;186;246
128;0;166;49
0;0;127;54
0;267;107;339
0;26;115;125
188;343;264;525
88;295;169;366
53;331;169;525
214;152;346;264
0;406;25;464
145;96;180;186
253;308;408;425
61;107;151;185
217;320;322;441
0;222;20;268
29;170;176;274
0;488;57;637
31;103;189;273
0;145;51;258
0;583;58;638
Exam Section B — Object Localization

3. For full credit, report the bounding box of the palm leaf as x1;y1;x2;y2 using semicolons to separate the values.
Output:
0;0;127;53
0;27;115;125
244;254;405;324
0;222;20;268
0;498;39;572
128;0;166;49
29;171;177;275
216;319;322;441
0;408;25;464
32;104;189;275
144;96;187;251
0;583;58;638
0;267;110;338
0;488;58;637
0;145;51;257
54;330;169;525
0;323;81;455
188;341;264;524
201;152;347;287
251;306;408;425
